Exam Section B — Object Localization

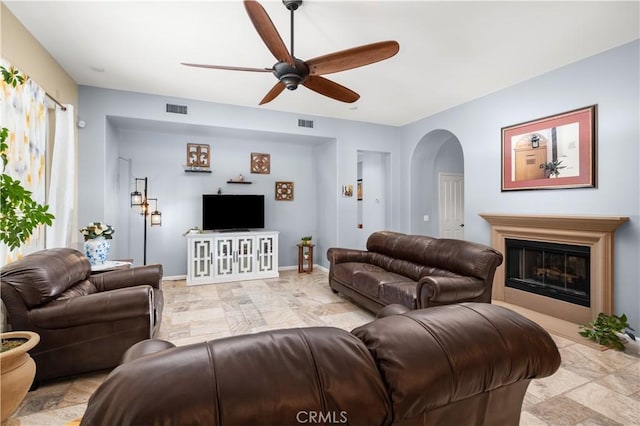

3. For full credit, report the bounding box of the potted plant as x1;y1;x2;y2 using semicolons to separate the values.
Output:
539;160;566;178
0;65;55;251
0;331;40;422
301;236;312;246
579;312;636;351
79;222;115;265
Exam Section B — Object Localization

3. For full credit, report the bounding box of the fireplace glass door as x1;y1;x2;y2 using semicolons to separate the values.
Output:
505;239;590;307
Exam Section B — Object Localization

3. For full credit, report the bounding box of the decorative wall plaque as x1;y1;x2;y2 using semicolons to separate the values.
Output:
187;143;210;168
275;181;294;201
251;152;271;174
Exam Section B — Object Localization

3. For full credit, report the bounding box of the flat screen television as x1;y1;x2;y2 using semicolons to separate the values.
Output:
202;194;265;231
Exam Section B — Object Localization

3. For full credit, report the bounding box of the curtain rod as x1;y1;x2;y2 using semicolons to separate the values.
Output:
46;92;67;111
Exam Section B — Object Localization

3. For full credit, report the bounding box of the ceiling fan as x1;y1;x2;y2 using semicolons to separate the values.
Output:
182;0;399;105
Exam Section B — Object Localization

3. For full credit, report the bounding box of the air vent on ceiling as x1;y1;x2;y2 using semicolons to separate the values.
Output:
298;119;314;128
166;103;188;115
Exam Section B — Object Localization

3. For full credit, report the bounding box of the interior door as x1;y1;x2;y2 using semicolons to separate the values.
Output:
439;173;464;238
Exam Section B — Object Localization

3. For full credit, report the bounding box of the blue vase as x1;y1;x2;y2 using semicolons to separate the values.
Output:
84;237;110;265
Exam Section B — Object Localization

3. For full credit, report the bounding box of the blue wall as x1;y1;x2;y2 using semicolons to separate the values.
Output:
78;40;639;327
401;40;639;328
77;88;403;275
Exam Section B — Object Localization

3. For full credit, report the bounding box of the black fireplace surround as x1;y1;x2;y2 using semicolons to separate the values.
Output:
505;238;590;307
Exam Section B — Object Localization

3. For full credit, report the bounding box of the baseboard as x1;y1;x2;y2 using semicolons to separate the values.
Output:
163;275;187;281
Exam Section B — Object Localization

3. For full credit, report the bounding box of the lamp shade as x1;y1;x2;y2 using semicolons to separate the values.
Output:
130;191;143;206
150;211;162;226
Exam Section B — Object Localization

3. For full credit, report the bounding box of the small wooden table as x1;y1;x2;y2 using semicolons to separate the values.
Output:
297;244;315;273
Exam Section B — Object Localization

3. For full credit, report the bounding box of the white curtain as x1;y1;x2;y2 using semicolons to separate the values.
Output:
1;59;48;264
45;104;75;248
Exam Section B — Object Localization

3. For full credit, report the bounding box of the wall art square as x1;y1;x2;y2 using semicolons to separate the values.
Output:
275;181;294;201
501;105;597;191
251;152;271;174
342;184;353;197
186;143;210;168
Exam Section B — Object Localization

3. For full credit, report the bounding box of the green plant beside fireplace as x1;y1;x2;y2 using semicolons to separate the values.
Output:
579;312;636;350
0;65;54;251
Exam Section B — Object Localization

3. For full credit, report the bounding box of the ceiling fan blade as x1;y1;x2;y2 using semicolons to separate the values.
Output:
259;82;286;105
307;41;400;76
244;0;295;66
181;63;272;73
302;76;360;103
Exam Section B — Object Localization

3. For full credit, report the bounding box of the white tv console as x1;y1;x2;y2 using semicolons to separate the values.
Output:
186;230;279;285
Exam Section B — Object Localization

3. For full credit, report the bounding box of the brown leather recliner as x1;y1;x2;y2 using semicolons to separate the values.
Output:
0;248;163;382
80;303;560;426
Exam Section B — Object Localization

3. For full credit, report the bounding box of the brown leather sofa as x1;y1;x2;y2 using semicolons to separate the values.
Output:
327;231;503;313
0;248;163;382
80;303;560;426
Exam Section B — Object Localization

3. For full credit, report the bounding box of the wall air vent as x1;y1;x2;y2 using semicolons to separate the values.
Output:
166;103;188;115
298;119;314;128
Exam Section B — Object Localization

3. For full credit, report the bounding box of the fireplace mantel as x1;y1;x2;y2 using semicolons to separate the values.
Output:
480;213;628;324
479;214;628;233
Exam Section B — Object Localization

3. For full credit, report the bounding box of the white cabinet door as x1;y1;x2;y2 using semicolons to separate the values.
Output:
213;235;257;282
187;236;214;284
235;235;255;277
256;233;278;277
213;236;235;281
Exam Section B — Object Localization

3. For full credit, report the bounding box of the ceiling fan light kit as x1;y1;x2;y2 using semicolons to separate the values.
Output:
182;0;399;105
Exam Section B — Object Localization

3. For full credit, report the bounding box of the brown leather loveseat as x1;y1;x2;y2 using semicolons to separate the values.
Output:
327;231;503;313
0;248;164;382
80;303;560;425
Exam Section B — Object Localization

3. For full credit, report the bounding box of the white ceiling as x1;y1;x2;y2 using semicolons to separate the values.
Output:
5;1;639;126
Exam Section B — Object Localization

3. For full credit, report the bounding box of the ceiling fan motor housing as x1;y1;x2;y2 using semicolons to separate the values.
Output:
282;0;302;11
273;59;309;90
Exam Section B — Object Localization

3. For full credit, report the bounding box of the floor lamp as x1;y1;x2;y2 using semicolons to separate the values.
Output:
130;177;162;265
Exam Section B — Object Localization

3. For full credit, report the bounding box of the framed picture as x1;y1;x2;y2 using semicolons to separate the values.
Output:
186;143;210;168
250;152;270;174
275;181;294;201
342;184;353;197
357;179;363;200
501;105;597;191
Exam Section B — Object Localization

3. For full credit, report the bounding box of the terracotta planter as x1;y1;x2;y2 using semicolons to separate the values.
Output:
1;331;40;422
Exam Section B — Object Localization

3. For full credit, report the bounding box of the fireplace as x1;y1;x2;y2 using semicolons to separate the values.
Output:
480;214;628;324
505;239;590;307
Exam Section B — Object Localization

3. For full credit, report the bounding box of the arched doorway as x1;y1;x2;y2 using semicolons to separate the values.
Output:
409;129;464;237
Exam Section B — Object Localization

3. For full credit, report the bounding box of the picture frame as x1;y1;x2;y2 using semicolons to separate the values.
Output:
357;179;363;201
342;184;353;197
250;152;270;174
186;143;210;168
501;105;597;191
275;181;294;201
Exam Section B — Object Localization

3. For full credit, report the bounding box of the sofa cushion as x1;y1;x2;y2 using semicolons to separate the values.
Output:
353;270;412;300
367;231;503;281
0;248;91;308
56;280;97;300
81;327;392;425
333;263;386;285
351;303;561;423
379;282;417;308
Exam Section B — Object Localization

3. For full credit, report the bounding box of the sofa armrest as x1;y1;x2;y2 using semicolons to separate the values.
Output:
89;264;163;291
327;247;372;264
29;286;153;328
417;275;486;307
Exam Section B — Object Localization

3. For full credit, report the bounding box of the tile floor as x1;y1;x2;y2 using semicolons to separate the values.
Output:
8;270;640;425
